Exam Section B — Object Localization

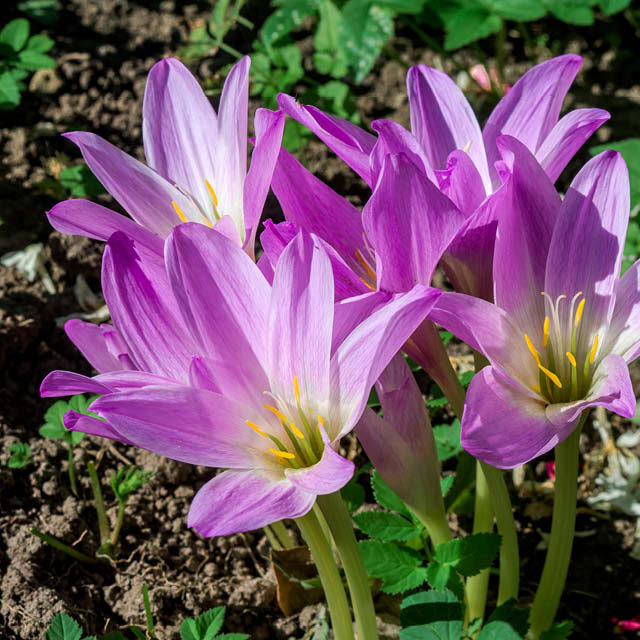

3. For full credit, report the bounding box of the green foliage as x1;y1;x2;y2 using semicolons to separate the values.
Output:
539;620;574;639
18;0;61;25
40;395;102;445
45;614;86;640
354;510;421;541
360;539;429;593
433;419;462;461
8;441;32;469
341;471;366;511
262;0;320;45
400;589;463;639
110;467;154;504
180;606;249;640
477;600;530;639
0;17;55;109
371;469;412;515
59;164;106;198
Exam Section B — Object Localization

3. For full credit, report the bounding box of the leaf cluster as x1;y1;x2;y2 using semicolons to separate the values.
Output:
0;17;55;109
40;395;102;445
110;466;154;505
7;441;32;469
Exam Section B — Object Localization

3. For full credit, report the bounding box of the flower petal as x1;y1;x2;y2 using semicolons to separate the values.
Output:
435;149;486;216
362;153;466;293
286;439;354;494
64;411;135;445
329;285;440;438
63;131;191;237
407;64;490;191
462;366;575;469
40;370;112;397
188;468;315;537
142;57;219;217
535;108;610;183
64;319;129;374
483;54;582;188
277;93;376;186
545;150;630;333
47;199;163;256
268;231;333;411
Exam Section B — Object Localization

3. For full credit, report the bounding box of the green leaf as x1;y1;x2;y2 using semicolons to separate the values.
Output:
340;0;394;83
26;33;54;52
433;419;462;462
215;635;250;640
313;0;348;78
262;0;320;45
433;532;501;577
180;619;199;640
376;0;426;13
341;474;366;511
359;540;428;593
477;599;529;639
443;7;502;50
46;613;83;640
354;511;421;541
458;370;474;389
8;441;32;468
590;139;640;210
598;0;630;13
59;164;106;197
371;470;411;515
400;589;464;639
281;118;310;151
440;474;455;497
0;18;30;52
110;466;154;502
539;620;574;640
18;0;60;25
0;70;21;109
491;0;546;21
543;0;594;25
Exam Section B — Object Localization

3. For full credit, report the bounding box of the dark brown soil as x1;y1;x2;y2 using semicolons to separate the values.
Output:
2;1;640;638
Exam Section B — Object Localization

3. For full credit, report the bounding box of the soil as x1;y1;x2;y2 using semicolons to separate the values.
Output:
1;1;640;638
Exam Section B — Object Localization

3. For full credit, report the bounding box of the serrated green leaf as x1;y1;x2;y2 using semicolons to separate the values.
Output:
400;589;464;639
434;532;501;577
539;620;574;640
477;599;529;639
425;559;451;590
443;7;502;50
354;511;420;541
440;474;454;497
0;71;21;109
359;540;428;593
340;0;394;83
196;605;225;639
262;0;319;45
598;0;630;13
371;470;411;515
426;396;449;408
46;613;83;640
26;33;54;52
0;18;30;52
180;619;199;640
433;419;462;461
39;422;66;439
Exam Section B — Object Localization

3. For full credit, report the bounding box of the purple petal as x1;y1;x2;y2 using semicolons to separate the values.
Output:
461;366;575;469
535;108;610;183
278;93;376;186
64;319;130;374
165;223;270;385
268;231;333;410
545;354;635;425
65;411;135;446
142;57;219;218
435;150;486;215
188;468;315;537
545;150;630;333
47;199;163;256
40;370;112;397
94;370;179;391
407;64;490;191
63;131;191;237
483;54;582;188
103;232;196;382
243;108;285;252
286;439;354;494
329;285;440;438
362;153;465;292
332;291;390;354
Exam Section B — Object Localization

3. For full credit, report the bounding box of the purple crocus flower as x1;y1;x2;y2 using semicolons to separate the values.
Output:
428;136;636;469
41;226;439;535
47;56;284;259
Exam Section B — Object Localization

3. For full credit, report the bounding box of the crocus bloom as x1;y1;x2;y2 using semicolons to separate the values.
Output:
47;56;283;259
41;226;439;535
276;54;608;300
429;136;636;469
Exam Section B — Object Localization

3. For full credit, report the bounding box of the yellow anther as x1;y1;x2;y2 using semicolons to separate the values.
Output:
172;200;188;223
542;316;550;347
264;404;306;439
294;376;301;405
355;249;377;283
463;139;473;153
532;384;542;395
269;448;295;460
205;178;218;206
317;414;324;425
524;334;541;365
358;276;376;292
589;334;599;364
538;363;562;389
574;298;585;327
246;420;267;437
565;351;577;367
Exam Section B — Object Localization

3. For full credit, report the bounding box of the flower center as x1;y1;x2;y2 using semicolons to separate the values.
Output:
523;291;599;404
245;376;325;469
170;179;221;228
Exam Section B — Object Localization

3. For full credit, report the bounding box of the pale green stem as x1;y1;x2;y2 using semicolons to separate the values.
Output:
480;462;519;604
271;520;295;549
465;461;493;624
111;501;126;547
413;504;452;548
529;419;584;637
30;527;100;564
317;492;379;640
87;461;110;545
263;525;282;550
296;508;354;640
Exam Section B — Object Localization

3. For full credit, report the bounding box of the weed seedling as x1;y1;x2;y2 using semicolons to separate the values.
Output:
7;441;32;469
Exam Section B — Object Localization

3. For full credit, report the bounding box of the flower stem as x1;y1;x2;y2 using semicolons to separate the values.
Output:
67;446;78;497
111;501;126;547
317;492;379;640
480;462;519;603
30;527;101;564
296;508;354;640
263;525;282;550
529;419;584;637
271;519;295;549
412;497;452;548
87;461;110;545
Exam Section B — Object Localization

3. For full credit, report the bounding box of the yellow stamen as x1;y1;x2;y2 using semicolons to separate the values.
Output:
355;250;377;283
205;179;218;206
358;276;376;292
269;448;295;460
538;363;562;389
294;376;300;405
566;352;577;367
574;298;585;327
542;316;550;347
524;333;541;365
317;414;324;435
246;420;267;437
590;334;599;364
463;139;473;153
172;200;187;223
264;404;306;439
532;384;542;395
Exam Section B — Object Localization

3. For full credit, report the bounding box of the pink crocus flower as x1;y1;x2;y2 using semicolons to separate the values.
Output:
41;226;439;535
47;57;284;259
428;137;636;468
